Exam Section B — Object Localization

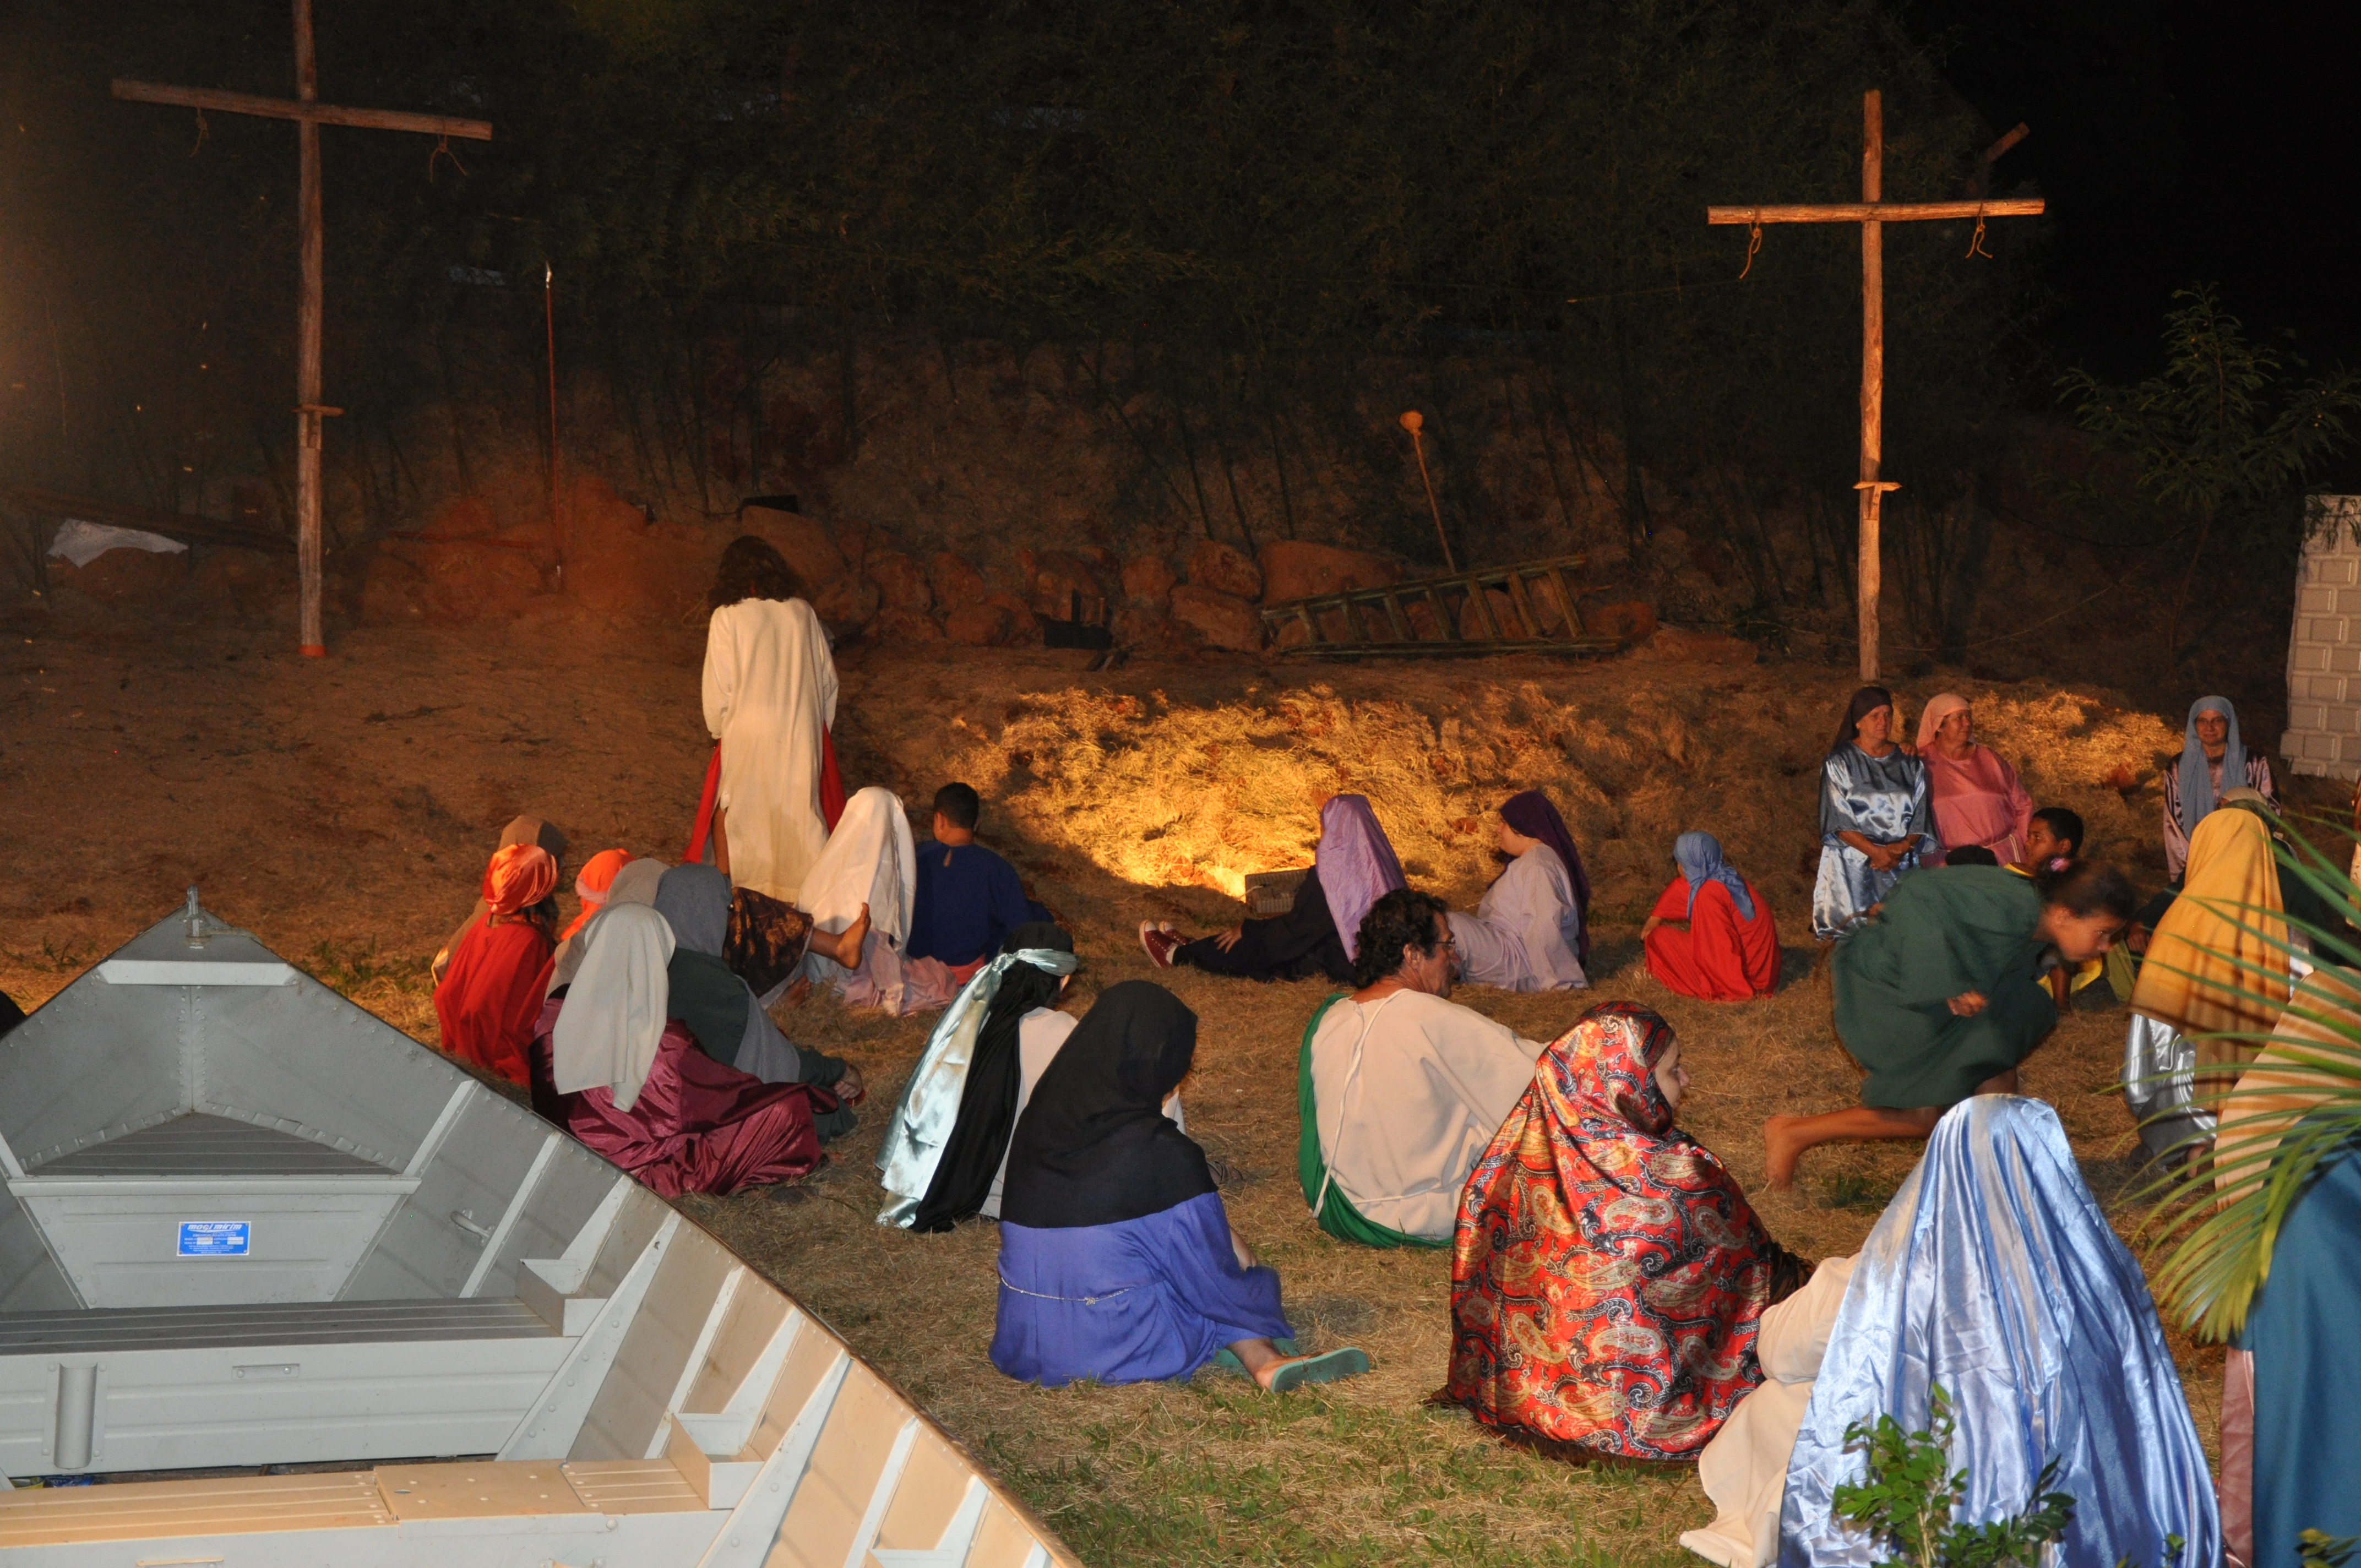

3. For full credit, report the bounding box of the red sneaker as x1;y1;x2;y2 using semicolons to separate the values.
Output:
1139;921;1183;968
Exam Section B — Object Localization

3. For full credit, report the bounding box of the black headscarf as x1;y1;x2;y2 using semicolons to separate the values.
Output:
1832;684;1896;753
654;864;752;1067
999;980;1215;1229
909;921;1075;1233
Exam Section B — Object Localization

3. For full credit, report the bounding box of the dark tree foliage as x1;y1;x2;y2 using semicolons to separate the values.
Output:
0;0;2042;579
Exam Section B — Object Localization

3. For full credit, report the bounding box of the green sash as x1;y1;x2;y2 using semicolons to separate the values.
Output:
1296;992;1445;1250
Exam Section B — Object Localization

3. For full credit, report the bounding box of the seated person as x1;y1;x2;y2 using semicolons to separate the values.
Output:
1764;859;2132;1188
991;980;1371;1392
1140;793;1405;983
561;848;634;941
1942;844;1999;867
1447;790;1591;992
1644;831;1781;1001
652;865;864;1141
432;815;568;983
1727;1097;2219;1568
551;857;666;993
875;922;1082;1230
2130;804;2290;1091
1444;1002;1810;1464
793;785;909;1007
1299;889;1546;1246
433;842;561;1085
907;783;1045;975
531;902;831;1197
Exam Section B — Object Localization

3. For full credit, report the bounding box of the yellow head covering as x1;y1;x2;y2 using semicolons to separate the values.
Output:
2130;807;2288;1070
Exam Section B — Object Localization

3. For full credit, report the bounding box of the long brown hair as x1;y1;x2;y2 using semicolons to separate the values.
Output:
708;536;804;611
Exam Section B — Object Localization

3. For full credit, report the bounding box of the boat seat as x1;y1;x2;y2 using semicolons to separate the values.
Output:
0;1471;393;1549
0;1298;555;1355
25;1112;392;1176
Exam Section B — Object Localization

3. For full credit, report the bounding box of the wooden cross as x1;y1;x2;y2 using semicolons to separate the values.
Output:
114;1;491;657
1710;91;2041;680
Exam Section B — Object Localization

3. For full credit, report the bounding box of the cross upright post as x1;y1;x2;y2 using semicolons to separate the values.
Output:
115;0;492;656
1709;91;2041;681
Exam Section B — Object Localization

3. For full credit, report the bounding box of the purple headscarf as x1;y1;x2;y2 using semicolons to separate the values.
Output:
1501;789;1592;963
1314;794;1407;961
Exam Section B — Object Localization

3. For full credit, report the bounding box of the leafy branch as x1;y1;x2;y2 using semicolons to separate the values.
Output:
1831;1385;2076;1568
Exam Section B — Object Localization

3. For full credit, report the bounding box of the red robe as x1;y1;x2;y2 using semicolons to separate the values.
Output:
433;919;554;1084
527;1000;829;1198
1644;877;1780;1001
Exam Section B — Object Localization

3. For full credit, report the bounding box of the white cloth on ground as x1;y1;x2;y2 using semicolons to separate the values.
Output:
1307;989;1545;1242
48;520;187;567
980;1007;1184;1219
550;903;676;1112
1679;1256;1859;1568
702;596;838;905
1448;845;1587;992
796;785;918;1007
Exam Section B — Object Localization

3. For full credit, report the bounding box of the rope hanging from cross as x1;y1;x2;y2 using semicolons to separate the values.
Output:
1709;91;2041;680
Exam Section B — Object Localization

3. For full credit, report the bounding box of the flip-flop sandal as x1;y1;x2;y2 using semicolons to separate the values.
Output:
1264;1347;1372;1393
1210;1337;1298;1376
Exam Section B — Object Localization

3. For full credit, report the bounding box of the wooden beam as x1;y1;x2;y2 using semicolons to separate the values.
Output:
111;79;492;140
1859;90;1885;683
1706;199;2042;225
5;486;295;554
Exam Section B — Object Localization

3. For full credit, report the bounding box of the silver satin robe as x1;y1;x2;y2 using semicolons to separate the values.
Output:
1810;744;1937;940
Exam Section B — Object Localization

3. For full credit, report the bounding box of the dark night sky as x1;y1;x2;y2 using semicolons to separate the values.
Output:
1916;0;2361;379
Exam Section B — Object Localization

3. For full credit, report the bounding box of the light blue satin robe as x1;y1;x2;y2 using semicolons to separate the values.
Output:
1777;1097;2218;1568
1810;745;1936;939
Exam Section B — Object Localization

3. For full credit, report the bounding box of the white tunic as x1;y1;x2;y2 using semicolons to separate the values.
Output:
1448;845;1587;992
981;1008;1184;1219
703;597;838;904
1307;989;1544;1241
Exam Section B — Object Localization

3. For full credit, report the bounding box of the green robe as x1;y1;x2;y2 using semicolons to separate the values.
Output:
1831;866;2056;1108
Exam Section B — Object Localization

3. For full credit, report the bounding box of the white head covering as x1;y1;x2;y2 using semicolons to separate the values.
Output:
1914;692;1970;752
800;786;917;949
552;902;674;1110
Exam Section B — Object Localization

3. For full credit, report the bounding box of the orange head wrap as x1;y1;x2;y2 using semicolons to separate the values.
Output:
561;848;635;940
483;843;559;917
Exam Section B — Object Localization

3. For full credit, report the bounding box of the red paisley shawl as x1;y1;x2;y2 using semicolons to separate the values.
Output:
1443;1001;1796;1461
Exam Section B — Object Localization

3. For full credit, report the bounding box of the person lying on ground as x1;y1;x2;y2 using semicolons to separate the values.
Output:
1644;831;1781;1001
1139;793;1405;982
701;536;836;904
906;782;1052;975
1762;859;2132;1189
1299;888;1546;1246
432;814;568;983
992;980;1370;1392
530;902;830;1198
1916;692;2033;866
651;864;863;1141
1811;686;1936;941
1442;1001;1810;1466
433;841;561;1086
875;921;1084;1230
1722;1097;2218;1568
1446;789;1591;992
2161;694;2276;884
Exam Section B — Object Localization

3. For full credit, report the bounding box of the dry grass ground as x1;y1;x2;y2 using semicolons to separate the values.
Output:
3;613;2309;1565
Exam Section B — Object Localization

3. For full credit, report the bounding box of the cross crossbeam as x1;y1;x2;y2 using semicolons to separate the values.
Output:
1709;92;2042;680
112;2;493;657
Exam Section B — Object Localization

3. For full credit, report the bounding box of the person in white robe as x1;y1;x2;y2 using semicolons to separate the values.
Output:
797;785;911;1008
703;537;838;905
1301;889;1545;1245
1448;831;1587;992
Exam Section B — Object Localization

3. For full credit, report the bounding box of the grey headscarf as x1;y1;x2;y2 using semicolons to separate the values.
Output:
654;863;732;957
652;863;804;1083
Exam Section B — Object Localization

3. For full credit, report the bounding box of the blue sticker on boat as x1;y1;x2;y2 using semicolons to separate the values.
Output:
178;1220;251;1257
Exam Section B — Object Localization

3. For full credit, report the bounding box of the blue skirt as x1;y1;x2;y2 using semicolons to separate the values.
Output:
991;1190;1292;1387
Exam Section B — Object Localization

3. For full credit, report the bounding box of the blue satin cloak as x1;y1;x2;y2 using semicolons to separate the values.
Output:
1778;1097;2217;1568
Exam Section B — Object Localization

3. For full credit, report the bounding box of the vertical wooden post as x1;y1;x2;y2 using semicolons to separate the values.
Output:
293;0;325;656
1856;89;1884;683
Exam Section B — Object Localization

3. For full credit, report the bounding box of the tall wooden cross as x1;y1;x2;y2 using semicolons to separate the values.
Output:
115;1;491;657
1710;91;2041;680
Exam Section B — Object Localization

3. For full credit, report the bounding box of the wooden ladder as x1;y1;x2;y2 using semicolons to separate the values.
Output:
1259;553;1623;658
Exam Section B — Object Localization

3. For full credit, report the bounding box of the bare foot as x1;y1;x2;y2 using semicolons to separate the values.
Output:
1763;1114;1808;1191
837;902;872;971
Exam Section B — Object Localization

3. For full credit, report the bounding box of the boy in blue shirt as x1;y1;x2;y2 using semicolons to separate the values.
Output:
909;783;1053;971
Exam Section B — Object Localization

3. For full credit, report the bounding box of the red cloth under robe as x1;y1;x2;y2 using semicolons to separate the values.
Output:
1644;876;1780;1001
527;999;830;1198
433;919;554;1085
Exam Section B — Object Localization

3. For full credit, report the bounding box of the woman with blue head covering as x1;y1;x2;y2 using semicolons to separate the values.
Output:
1645;832;1781;1000
1680;1097;2218;1568
2161;695;2276;884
